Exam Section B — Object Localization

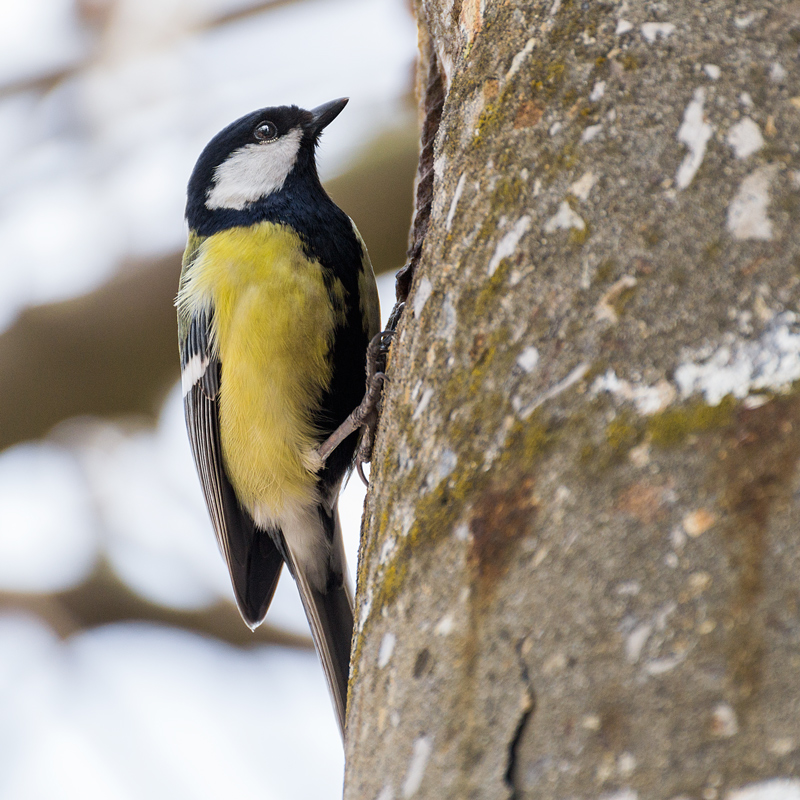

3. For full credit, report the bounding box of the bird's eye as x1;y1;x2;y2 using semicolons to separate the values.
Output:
254;121;278;142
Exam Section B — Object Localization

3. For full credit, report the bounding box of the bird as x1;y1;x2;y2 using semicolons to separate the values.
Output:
176;98;380;737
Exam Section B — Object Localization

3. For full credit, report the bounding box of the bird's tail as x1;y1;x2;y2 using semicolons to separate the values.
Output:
294;566;354;736
283;501;354;738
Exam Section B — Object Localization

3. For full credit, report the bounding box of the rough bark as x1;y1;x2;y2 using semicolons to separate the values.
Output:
346;2;800;799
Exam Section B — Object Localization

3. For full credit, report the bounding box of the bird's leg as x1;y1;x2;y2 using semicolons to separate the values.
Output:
317;330;394;484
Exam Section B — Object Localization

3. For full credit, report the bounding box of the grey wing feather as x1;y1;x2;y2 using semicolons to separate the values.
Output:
181;309;284;628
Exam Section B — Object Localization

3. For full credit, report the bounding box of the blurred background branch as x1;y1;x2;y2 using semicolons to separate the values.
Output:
0;559;314;648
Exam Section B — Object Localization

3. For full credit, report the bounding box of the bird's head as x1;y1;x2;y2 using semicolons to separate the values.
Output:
186;98;348;222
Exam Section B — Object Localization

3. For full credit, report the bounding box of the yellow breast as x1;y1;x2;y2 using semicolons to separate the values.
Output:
180;222;346;516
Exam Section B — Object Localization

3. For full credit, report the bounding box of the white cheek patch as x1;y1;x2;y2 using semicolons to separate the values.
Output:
181;353;210;397
206;128;303;210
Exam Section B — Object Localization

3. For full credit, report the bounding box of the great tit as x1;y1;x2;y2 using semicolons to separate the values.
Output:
176;98;380;736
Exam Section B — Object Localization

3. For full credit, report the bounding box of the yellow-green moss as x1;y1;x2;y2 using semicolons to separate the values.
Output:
648;395;736;446
582;359;610;386
569;222;591;246
595;259;617;283
606;413;643;457
497;414;554;469
546;62;566;85
474;262;511;319
612;283;637;317
361;404;556;635
492;176;525;208
620;53;639;71
562;87;579;108
703;238;723;262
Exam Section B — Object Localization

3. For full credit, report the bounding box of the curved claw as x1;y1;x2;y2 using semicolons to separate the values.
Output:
316;328;395;478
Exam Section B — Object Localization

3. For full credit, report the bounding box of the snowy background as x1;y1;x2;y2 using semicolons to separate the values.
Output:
0;0;417;796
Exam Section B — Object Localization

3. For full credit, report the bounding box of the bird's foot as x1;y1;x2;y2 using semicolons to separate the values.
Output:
316;330;394;484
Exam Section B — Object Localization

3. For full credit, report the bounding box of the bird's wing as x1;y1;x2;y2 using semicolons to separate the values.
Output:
181;307;284;628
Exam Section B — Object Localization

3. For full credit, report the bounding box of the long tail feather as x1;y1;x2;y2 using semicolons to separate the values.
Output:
294;569;354;736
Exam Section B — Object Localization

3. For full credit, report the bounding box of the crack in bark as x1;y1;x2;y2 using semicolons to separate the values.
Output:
504;640;535;799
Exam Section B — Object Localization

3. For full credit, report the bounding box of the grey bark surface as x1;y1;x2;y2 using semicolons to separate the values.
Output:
345;2;800;799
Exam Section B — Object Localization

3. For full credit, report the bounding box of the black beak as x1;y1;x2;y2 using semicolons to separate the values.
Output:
309;98;348;134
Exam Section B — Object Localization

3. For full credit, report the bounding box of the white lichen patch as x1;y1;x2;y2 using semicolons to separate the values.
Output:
446;173;466;232
734;12;757;28
727;779;800;800
676;88;713;189
727;118;764;159
688;571;712;595
428;448;457;487
380;531;398;565
594;275;638;324
590;311;800;412
582;714;602;730
412;388;434;420
402;735;433;798
378;632;396;668
592;369;676;414
674;311;800;405
358;584;374;633
437;296;457;344
626;622;653;663
454;522;470;542
768;739;798;756
726;165;778;241
513;363;589;418
770;62;788;84
506;36;537;82
544;201;585;233
629;440;650;467
516;346;540;373
654;601;677;631
644;652;686;675
413;276;433;317
434;613;454;635
641;22;675;43
616;580;641;596
589;81;606;101
488;215;531;276
581;123;603;142
569;170;598;200
618;752;637;777
711;702;739;737
433;154;446;184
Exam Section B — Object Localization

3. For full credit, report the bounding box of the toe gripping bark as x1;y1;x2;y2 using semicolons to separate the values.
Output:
317;325;397;485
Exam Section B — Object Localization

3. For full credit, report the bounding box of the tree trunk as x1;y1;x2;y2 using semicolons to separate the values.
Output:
346;2;800;798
